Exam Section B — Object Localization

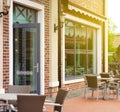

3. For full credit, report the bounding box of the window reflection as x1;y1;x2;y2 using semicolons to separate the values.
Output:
65;20;97;80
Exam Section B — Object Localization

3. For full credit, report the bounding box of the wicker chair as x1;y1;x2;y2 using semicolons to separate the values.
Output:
8;85;32;93
0;85;32;112
8;85;32;107
45;88;68;112
100;73;120;100
108;81;120;100
85;75;106;100
9;95;46;112
83;74;94;99
100;72;110;86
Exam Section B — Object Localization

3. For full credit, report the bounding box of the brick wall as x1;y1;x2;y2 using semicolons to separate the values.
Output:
64;82;85;92
70;0;105;16
2;0;105;96
46;0;105;96
3;0;9;92
37;0;50;95
3;0;50;93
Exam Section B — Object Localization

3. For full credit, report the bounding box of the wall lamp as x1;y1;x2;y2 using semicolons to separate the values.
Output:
54;22;64;33
0;0;11;17
54;13;65;33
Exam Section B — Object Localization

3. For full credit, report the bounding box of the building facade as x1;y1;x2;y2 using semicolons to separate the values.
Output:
0;0;108;95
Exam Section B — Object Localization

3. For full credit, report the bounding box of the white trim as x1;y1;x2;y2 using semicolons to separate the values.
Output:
104;21;108;72
9;0;45;94
0;89;5;94
65;14;101;29
62;14;102;84
38;7;45;95
49;81;59;87
9;0;13;85
48;0;59;88
13;0;44;10
64;79;84;85
0;0;3;90
96;28;102;74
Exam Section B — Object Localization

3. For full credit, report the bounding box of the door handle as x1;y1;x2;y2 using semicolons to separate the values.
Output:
33;63;39;72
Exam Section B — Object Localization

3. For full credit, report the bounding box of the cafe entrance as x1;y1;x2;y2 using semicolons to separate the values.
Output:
13;23;40;93
13;4;41;93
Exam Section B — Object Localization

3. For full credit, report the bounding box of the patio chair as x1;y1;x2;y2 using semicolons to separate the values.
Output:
108;80;120;100
85;75;106;100
113;70;120;78
100;73;120;100
8;85;32;93
83;74;94;98
45;88;68;112
100;72;110;86
8;85;32;107
0;85;32;112
115;70;120;76
9;95;46;112
100;72;110;80
109;70;115;77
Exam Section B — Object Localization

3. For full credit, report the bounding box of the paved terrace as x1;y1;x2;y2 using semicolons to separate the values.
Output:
46;89;120;112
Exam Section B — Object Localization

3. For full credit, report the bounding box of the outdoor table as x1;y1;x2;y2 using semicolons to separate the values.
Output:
0;93;38;112
98;77;120;100
100;77;120;82
0;93;38;100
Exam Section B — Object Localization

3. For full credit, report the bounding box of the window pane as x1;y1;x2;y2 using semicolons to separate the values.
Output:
65;21;75;78
13;4;37;23
65;20;97;81
75;24;86;75
87;28;97;74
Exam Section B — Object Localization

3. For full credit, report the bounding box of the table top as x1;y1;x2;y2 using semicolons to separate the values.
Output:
100;77;120;80
0;93;38;100
98;77;120;81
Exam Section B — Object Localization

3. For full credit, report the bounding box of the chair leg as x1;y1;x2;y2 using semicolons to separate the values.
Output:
84;87;87;98
117;89;119;100
61;107;63;112
103;84;107;100
108;87;110;99
96;89;99;101
85;87;88;100
118;88;120;100
102;89;104;99
92;90;94;98
84;86;89;99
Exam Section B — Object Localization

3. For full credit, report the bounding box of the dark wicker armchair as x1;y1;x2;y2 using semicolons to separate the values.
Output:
45;88;68;112
9;95;46;112
85;75;106;100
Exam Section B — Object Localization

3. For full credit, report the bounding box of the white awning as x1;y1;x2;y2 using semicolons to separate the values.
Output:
68;4;107;22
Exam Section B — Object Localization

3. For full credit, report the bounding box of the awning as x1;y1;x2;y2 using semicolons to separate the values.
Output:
68;4;107;22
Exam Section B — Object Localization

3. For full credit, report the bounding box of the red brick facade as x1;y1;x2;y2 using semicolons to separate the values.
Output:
2;0;107;95
3;0;10;92
3;0;50;94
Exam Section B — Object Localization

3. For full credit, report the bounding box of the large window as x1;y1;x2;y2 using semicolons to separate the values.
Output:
65;20;97;80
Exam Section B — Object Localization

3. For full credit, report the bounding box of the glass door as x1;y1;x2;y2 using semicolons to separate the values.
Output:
13;23;40;93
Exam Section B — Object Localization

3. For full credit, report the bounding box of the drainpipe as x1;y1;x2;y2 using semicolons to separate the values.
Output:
58;0;62;88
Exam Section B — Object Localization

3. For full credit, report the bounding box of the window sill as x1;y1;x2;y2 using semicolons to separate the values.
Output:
63;77;84;84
